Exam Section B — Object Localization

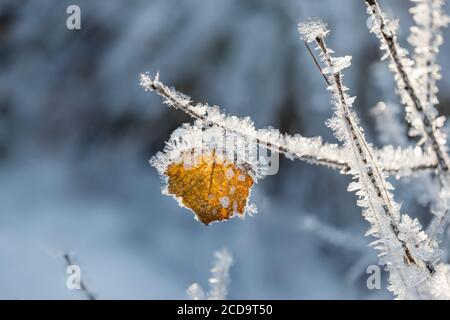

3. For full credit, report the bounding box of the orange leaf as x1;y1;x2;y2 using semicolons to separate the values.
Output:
166;152;254;225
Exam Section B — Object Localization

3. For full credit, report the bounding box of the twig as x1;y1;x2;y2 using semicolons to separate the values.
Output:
300;19;444;298
365;0;450;245
63;253;96;300
304;41;331;86
409;0;449;111
187;248;233;300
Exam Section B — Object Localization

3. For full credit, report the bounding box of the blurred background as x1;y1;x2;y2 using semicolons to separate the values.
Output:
0;0;449;299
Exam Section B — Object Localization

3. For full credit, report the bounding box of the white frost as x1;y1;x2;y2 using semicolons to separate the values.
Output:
219;197;230;209
298;19;329;42
225;168;234;180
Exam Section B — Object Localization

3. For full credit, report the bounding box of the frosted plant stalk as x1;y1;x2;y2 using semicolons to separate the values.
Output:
365;0;450;176
63;253;96;300
299;19;448;299
365;0;450;245
140;73;436;176
409;0;450;112
187;248;233;300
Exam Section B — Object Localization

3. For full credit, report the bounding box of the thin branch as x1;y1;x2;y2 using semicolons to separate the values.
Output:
304;41;331;86
140;73;437;176
318;34;425;267
409;0;449;111
365;0;450;176
187;248;233;300
300;213;369;253
63;253;96;300
365;0;450;246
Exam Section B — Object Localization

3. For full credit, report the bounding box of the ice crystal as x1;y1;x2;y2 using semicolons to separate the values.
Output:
365;0;450;175
187;248;233;300
141;73;435;176
298;19;329;42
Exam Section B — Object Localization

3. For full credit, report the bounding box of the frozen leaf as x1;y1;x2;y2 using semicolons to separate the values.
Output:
166;152;254;225
150;123;258;225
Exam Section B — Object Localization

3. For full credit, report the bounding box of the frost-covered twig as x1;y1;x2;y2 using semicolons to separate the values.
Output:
409;0;450;245
187;248;233;300
366;0;450;246
365;0;450;176
427;186;450;244
140;73;437;176
299;19;448;299
141;73;349;172
409;0;450;111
